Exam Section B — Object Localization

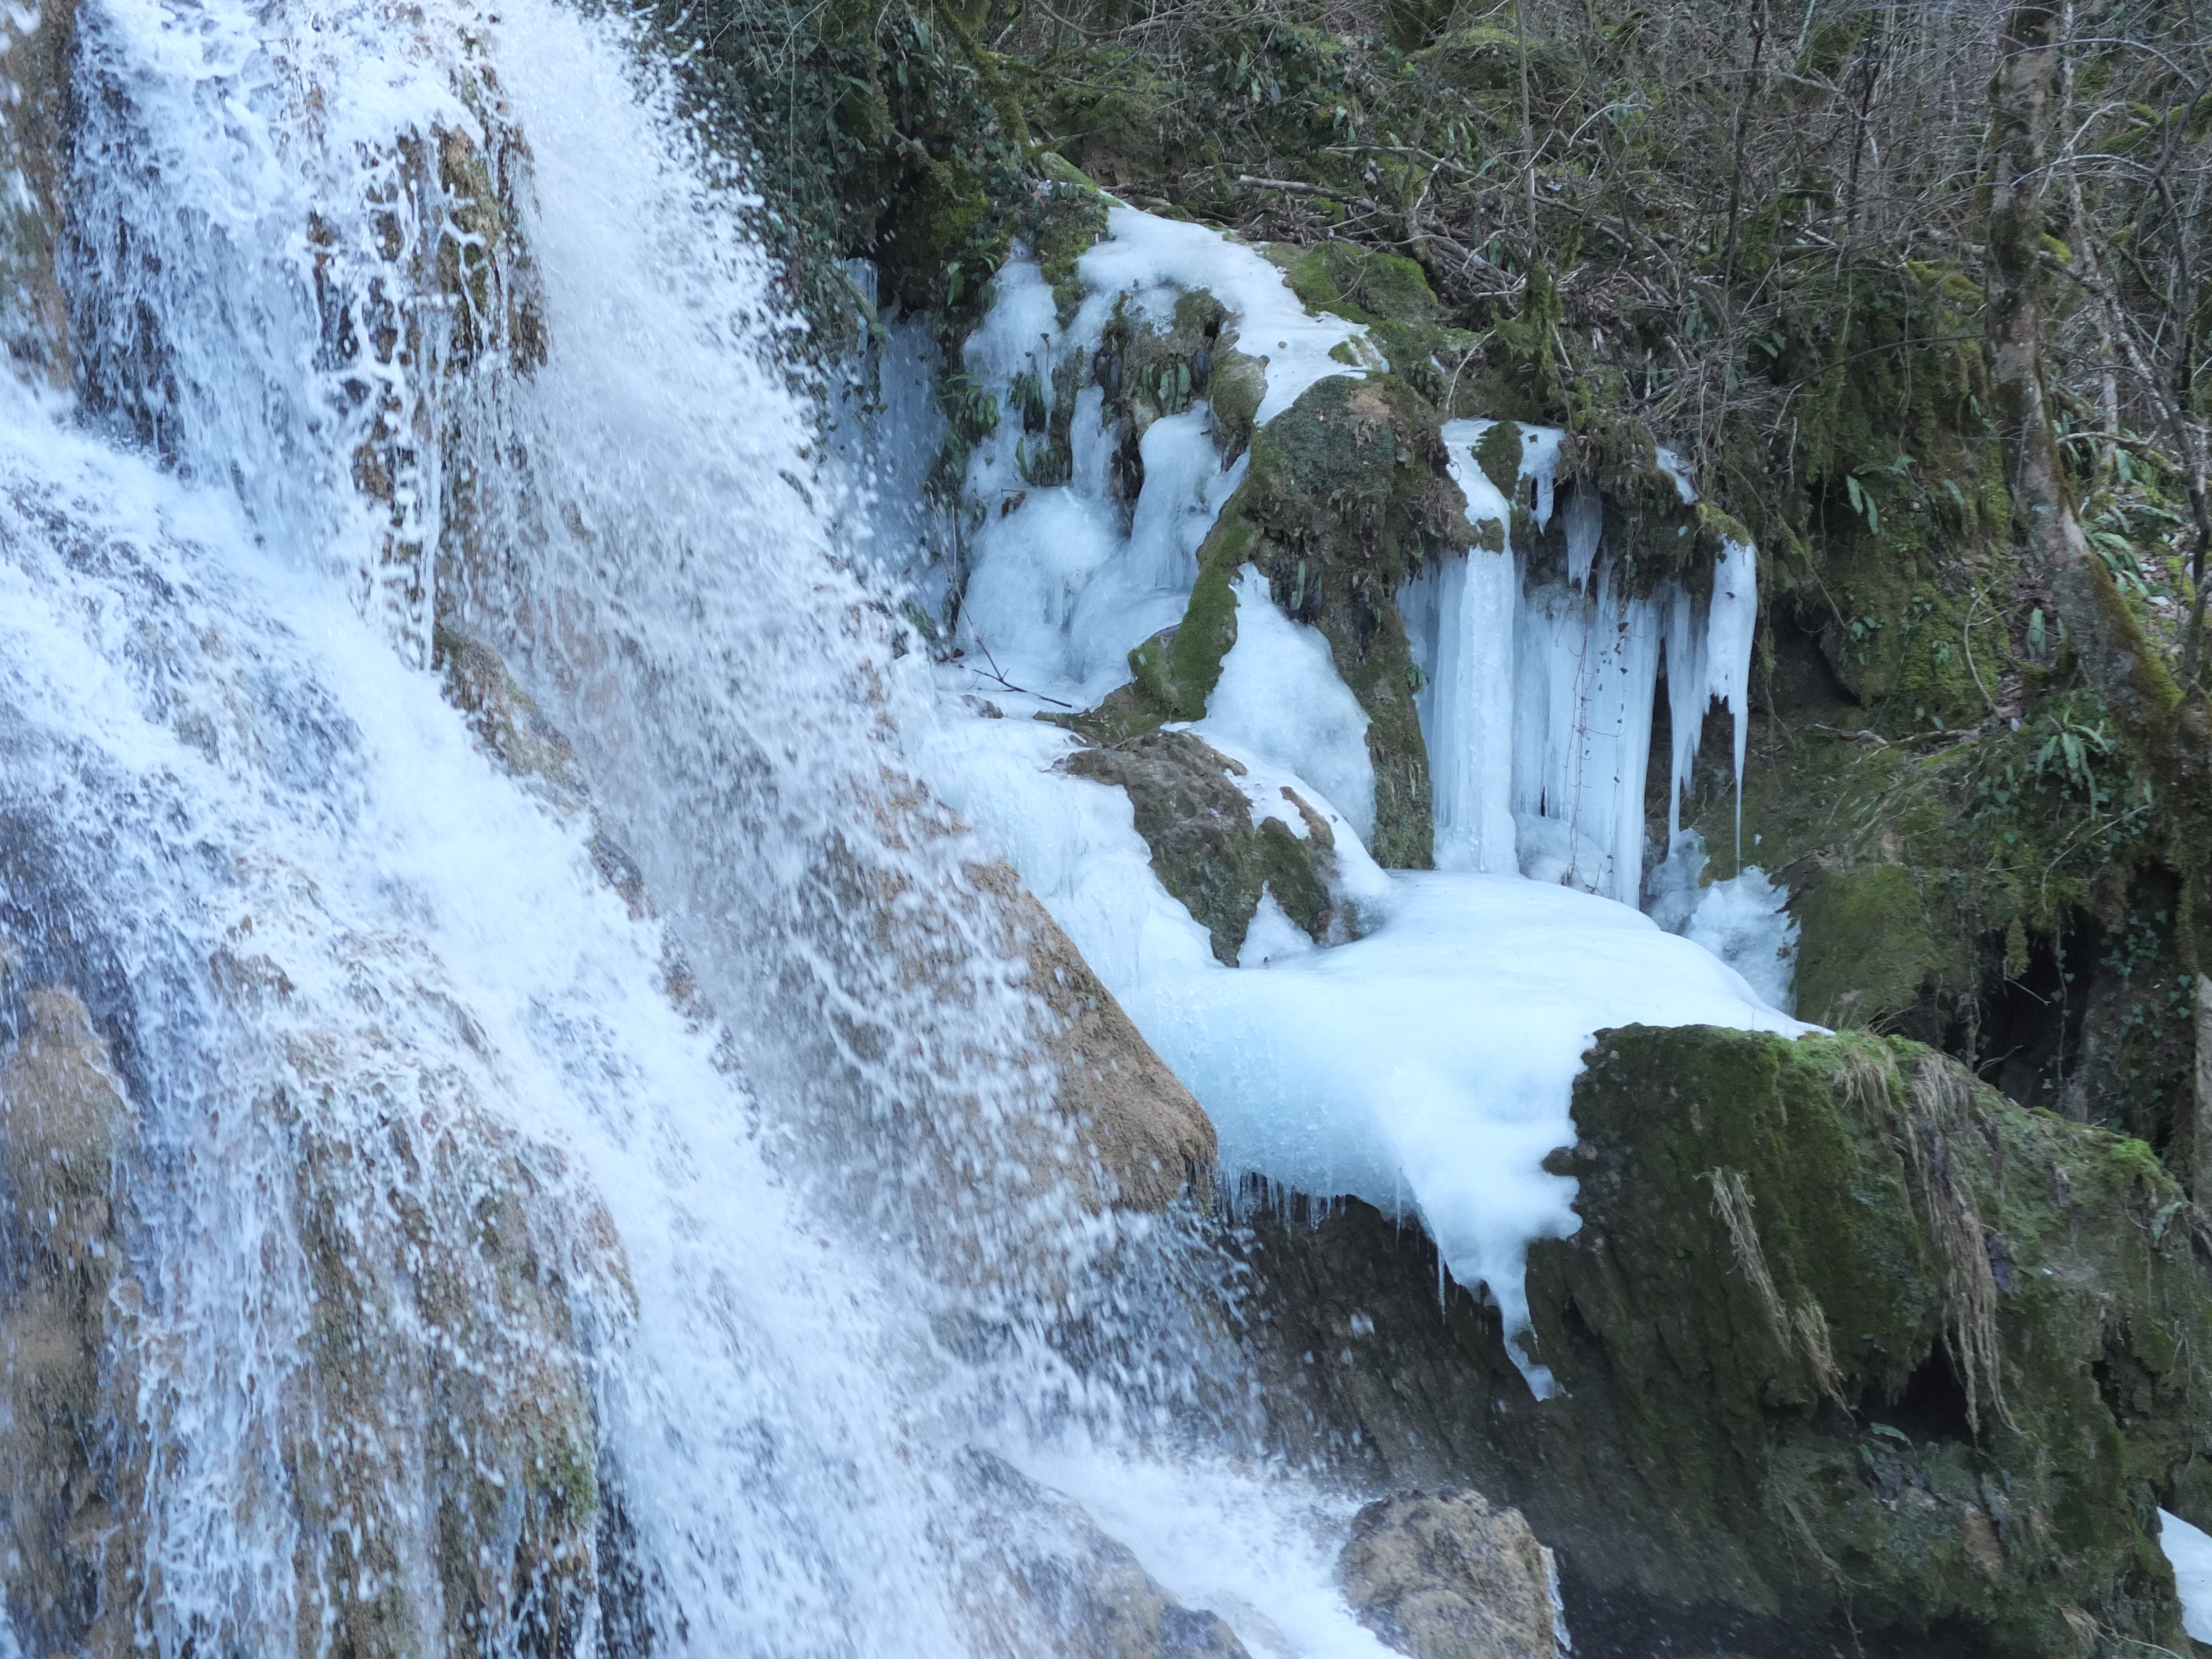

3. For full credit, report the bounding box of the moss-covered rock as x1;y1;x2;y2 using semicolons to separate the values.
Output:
1274;240;1444;328
1791;862;1956;1031
1238;1024;2212;1657
1079;374;1469;868
1064;729;1374;963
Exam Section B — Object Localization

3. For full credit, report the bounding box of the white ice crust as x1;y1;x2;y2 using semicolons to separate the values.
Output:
2163;1509;2212;1643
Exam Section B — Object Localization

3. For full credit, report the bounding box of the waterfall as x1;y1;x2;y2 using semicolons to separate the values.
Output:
1403;420;1761;906
0;3;1299;1652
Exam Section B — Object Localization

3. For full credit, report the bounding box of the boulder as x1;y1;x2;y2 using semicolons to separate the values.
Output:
959;1448;1251;1659
1338;1489;1564;1659
971;859;1217;1210
1065;728;1372;965
1235;1026;2212;1657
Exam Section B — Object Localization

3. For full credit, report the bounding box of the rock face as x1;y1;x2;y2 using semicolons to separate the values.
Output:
1065;729;1373;964
0;0;77;389
1237;1025;2212;1658
436;624;651;918
1338;1490;1564;1659
0;947;624;1657
1067;373;1470;870
970;859;1218;1211
0;973;139;1656
437;625;1217;1213
961;1449;1252;1659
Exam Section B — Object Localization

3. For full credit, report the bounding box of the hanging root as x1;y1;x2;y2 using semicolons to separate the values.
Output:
1705;1167;1849;1409
1904;1055;2015;1434
1830;1045;1897;1124
1790;1300;1851;1412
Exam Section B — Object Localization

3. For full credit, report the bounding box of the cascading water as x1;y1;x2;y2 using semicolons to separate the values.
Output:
2;3;1375;1653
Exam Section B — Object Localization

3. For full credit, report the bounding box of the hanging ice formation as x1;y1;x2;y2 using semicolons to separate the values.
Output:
919;203;1805;1398
1400;421;1761;904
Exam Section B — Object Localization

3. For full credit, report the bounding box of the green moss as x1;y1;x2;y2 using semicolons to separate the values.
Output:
1474;420;1523;500
1489;264;1566;424
1518;1025;2208;1653
1025;169;1110;322
1227;374;1471;865
1791;863;1951;1030
1280;239;1442;326
1066;729;1369;960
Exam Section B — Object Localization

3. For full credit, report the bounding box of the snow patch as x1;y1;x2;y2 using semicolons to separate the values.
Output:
2162;1509;2212;1644
1195;566;1377;846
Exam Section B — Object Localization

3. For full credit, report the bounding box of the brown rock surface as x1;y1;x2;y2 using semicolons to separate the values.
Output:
960;1448;1251;1658
1337;1489;1563;1659
971;859;1216;1210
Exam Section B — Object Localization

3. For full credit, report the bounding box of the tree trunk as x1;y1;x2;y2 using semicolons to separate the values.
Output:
1985;3;2180;731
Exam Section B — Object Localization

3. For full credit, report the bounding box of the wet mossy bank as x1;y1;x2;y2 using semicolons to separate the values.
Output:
1237;1022;2212;1659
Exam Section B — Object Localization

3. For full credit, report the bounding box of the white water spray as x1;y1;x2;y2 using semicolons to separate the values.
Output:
1;3;1246;1651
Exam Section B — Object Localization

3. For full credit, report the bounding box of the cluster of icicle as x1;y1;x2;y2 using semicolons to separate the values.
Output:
1404;421;1760;906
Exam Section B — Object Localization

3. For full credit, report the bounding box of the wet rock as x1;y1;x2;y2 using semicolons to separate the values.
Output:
1065;729;1371;964
436;623;653;920
1237;1026;2212;1657
0;0;77;389
971;859;1217;1210
0;942;628;1657
1338;1489;1564;1659
434;626;1216;1213
0;972;140;1656
960;1448;1251;1658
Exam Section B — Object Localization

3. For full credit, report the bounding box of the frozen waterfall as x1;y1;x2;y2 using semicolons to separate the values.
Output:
921;209;1804;1395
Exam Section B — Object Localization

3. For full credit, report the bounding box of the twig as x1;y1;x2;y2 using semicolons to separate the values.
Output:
1237;174;1336;197
969;638;1074;708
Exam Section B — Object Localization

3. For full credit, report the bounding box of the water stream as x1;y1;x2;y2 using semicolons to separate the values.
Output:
1;2;1273;1651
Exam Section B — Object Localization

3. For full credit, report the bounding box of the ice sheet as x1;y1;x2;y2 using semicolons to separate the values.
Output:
2162;1509;2212;1643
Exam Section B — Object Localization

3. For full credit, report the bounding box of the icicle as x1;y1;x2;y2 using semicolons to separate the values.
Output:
1509;561;1660;906
1704;539;1759;859
1419;424;1757;905
1561;483;1602;591
1427;421;1520;874
1662;581;1707;846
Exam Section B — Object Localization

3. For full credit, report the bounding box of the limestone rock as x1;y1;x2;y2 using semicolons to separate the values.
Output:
0;0;77;389
1065;728;1371;965
1235;1027;2212;1657
971;859;1216;1210
435;627;1214;1213
1337;1489;1563;1659
436;623;651;919
960;1448;1251;1659
0;977;140;1656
